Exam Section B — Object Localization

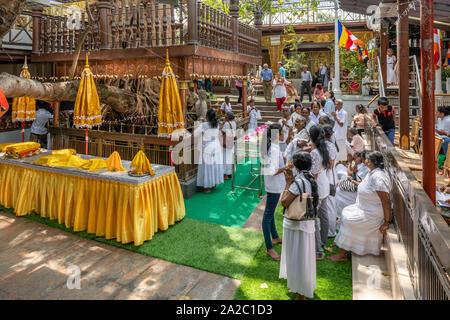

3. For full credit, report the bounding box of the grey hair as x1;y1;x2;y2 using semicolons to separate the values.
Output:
263;63;268;67
335;99;343;105
319;115;331;124
296;116;307;128
367;151;385;169
226;112;235;120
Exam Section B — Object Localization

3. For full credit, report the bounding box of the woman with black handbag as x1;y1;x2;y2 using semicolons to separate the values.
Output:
280;151;319;300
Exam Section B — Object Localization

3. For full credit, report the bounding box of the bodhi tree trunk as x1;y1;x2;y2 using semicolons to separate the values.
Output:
0;0;26;39
0;72;138;114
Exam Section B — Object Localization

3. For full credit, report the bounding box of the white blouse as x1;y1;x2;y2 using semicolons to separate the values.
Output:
310;148;330;199
284;173;315;233
263;144;286;194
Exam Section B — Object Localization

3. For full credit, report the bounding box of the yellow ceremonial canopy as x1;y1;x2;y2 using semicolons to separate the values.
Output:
12;57;36;122
157;50;184;137
74;54;102;128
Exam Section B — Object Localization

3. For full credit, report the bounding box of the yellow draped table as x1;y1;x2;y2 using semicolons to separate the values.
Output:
0;152;185;246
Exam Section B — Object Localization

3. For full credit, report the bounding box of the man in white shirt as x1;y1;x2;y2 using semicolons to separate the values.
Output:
278;107;293;152
219;96;232;115
30;103;53;149
273;72;290;112
300;66;312;102
320;62;328;88
331;99;348;162
436;106;450;154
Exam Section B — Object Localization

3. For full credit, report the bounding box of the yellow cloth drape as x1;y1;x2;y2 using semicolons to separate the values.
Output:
0;143;15;152
32;153;108;172
0;163;185;245
74;54;102;128
130;150;155;175
107;151;127;172
157;50;185;137
5;142;40;155
12;58;36;122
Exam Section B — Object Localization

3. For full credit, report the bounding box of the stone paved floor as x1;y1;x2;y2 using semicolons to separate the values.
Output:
0;212;239;300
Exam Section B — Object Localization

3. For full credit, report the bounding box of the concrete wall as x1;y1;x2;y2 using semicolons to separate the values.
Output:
340;95;376;122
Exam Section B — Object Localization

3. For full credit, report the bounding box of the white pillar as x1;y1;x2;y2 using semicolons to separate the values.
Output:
334;0;342;96
435;67;443;93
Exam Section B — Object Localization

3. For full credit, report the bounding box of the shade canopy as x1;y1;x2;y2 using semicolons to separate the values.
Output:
74;54;102;128
12;57;36;122
157;50;184;137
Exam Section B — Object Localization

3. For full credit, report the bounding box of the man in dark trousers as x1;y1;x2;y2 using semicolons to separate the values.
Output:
300;66;312;102
373;97;396;145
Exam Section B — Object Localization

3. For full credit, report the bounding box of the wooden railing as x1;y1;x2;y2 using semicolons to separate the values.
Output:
32;0;261;57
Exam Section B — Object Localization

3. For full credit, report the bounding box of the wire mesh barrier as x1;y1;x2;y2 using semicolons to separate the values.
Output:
365;126;450;300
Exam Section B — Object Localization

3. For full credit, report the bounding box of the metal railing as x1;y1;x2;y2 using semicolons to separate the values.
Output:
411;55;422;109
366;126;450;300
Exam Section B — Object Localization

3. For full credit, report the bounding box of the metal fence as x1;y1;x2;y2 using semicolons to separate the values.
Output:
366;126;450;300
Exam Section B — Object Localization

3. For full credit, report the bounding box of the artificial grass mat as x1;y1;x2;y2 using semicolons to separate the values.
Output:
0;206;263;280
184;159;265;228
233;205;353;300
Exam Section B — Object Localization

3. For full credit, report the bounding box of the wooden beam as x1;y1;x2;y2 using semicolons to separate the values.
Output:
398;0;410;150
380;26;388;89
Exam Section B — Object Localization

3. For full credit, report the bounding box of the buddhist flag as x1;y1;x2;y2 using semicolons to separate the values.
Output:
434;28;442;70
338;20;368;60
444;43;450;67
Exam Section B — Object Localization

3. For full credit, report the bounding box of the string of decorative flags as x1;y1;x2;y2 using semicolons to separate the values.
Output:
337;20;369;61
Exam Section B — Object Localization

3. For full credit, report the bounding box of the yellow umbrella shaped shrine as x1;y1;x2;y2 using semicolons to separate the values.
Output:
157;50;184;137
74;54;102;154
12;57;36;141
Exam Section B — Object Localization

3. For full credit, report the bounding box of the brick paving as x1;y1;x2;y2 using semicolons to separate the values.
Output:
0;212;239;300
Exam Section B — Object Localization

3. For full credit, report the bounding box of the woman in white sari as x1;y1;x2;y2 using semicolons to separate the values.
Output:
280;151;319;300
196;109;224;193
222;112;237;180
329;151;392;261
335;151;370;219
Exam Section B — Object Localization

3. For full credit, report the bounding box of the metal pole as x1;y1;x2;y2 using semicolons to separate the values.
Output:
333;0;342;96
421;0;435;204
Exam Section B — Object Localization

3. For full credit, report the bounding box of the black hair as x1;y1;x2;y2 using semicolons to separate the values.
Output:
355;150;367;160
249;99;255;104
378;97;389;106
262;123;282;157
437;106;450;116
292;151;319;210
225;96;230;101
309;125;331;169
311;101;321;111
367;151;385;169
319;115;331;124
321;124;334;139
349;127;359;135
206;109;218;128
320;99;326;108
301;106;311;113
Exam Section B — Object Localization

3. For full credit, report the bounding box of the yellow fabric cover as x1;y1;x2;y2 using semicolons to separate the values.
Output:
0;163;185;245
52;149;77;156
5;142;40;154
157;50;185;137
74;54;102;128
78;158;108;172
12;58;36;122
0;143;15;152
130;150;155;176
107;151;127;172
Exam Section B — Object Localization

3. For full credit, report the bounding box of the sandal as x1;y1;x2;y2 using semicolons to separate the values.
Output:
266;249;281;261
272;237;282;245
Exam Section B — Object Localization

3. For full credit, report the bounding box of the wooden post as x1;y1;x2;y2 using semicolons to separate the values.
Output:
53;102;60;127
98;0;112;50
229;0;239;53
380;25;388;89
421;0;435;204
32;9;43;55
187;0;198;45
179;80;189;126
398;0;409;150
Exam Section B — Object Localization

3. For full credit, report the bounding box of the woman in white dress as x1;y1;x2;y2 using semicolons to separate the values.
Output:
322;125;338;238
246;99;258;132
329;151;392;261
309;125;331;260
386;48;397;86
335;151;370;220
262;123;286;260
280;151;319;300
222;112;237;180
196;109;224;193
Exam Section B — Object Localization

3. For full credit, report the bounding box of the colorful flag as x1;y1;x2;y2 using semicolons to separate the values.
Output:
434;28;442;70
444;43;450;67
338;20;368;60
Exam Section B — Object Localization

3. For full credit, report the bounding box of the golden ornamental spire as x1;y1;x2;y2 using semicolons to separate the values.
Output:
23;56;28;69
165;49;170;67
85;53;89;67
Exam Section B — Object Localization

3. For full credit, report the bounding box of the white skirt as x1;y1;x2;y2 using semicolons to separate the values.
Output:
335;139;347;162
279;221;316;298
324;196;337;237
336;187;357;219
197;147;224;188
387;65;397;84
335;204;384;255
223;147;235;175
